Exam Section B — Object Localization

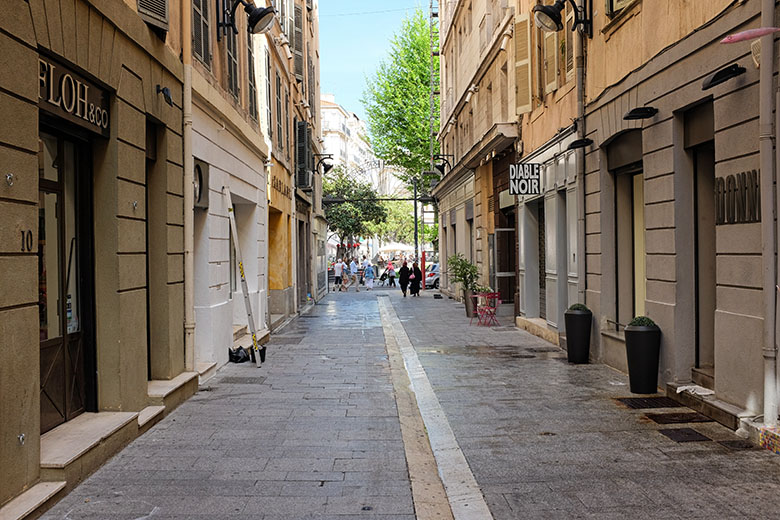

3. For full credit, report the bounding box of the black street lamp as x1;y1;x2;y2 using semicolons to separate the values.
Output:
219;0;275;38
533;0;592;38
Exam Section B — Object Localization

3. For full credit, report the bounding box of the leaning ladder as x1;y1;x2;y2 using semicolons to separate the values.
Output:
223;186;265;367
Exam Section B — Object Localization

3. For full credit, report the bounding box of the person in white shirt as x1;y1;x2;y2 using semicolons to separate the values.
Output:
350;258;360;292
333;258;344;291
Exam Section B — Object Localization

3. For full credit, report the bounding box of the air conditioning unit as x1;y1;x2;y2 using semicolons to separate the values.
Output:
194;159;209;209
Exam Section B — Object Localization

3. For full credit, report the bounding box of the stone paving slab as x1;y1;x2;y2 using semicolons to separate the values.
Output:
389;290;780;520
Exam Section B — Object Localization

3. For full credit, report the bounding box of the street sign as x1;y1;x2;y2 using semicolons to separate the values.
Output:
509;163;541;196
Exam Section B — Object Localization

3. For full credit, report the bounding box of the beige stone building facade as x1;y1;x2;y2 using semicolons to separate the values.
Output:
0;0;197;513
434;0;519;307
581;0;765;421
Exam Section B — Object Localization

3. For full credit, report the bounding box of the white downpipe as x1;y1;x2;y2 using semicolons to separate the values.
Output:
183;1;195;371
760;0;776;427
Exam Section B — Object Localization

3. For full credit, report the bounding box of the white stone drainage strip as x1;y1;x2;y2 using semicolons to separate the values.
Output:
378;297;493;520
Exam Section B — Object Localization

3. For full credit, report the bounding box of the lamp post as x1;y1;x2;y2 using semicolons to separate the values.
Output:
218;0;276;38
413;178;419;263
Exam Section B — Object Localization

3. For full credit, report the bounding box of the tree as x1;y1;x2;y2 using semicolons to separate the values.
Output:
323;166;386;256
422;222;438;248
363;8;439;193
365;200;415;245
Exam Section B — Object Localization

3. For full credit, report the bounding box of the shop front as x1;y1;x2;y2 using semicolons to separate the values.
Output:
268;164;295;326
1;1;187;508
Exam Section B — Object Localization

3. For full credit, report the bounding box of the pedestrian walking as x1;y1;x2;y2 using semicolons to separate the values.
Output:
399;261;410;297
350;257;360;292
387;262;396;287
410;262;422;297
364;261;375;290
333;258;344;291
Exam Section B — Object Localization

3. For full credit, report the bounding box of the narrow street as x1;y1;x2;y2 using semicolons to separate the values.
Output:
42;288;780;520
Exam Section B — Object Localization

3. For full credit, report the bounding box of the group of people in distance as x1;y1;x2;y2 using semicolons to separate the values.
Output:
332;255;423;297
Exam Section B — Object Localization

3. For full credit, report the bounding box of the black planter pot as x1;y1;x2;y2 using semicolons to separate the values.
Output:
624;325;662;394
564;309;592;364
463;289;475;318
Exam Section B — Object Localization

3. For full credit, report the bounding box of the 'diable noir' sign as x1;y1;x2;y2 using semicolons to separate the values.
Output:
39;57;110;137
509;163;541;196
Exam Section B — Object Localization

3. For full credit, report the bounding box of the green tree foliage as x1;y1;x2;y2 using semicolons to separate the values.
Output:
422;222;438;246
363;9;439;192
365;200;415;244
323;166;387;246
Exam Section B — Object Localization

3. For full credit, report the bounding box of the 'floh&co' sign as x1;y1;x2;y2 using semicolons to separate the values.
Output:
39;56;110;137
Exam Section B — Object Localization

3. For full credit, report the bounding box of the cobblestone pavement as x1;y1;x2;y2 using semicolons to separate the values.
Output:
43;288;780;519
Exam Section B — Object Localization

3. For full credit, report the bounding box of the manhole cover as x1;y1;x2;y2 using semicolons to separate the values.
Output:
644;412;713;424
268;336;304;344
219;376;267;385
433;294;443;299
615;397;684;409
658;428;711;443
718;439;756;450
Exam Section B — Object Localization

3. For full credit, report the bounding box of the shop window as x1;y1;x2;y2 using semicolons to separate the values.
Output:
192;0;210;66
615;169;646;325
138;0;168;31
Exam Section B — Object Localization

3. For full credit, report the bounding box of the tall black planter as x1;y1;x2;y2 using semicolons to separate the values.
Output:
564;310;592;364
624;325;661;394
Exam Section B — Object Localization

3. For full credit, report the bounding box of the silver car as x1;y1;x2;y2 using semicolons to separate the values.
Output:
424;263;440;289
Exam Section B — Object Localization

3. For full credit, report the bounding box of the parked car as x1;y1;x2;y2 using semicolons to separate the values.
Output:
425;263;440;289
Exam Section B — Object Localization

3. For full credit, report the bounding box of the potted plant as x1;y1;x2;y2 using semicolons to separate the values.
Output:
564;303;592;364
624;316;662;394
447;254;479;317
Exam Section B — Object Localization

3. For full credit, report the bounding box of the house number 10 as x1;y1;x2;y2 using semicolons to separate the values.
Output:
20;230;33;252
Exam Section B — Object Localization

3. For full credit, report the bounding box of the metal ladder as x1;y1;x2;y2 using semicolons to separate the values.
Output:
224;186;265;367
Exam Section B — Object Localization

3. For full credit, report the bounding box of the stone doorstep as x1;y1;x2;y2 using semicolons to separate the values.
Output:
147;371;199;408
232;324;248;342
40;411;139;494
515;316;560;346
0;481;66;520
137;405;166;434
196;361;218;385
665;382;748;431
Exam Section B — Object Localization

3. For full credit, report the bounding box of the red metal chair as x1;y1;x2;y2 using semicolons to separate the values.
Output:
469;293;487;326
476;292;501;326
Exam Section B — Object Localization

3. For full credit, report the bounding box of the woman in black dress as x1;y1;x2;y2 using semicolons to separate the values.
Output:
399;261;410;297
409;262;423;297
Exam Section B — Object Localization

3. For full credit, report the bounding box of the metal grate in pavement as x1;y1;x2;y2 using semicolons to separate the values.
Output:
219;376;267;385
718;439;757;450
644;412;713;424
658;427;712;443
526;347;559;353
615;397;684;409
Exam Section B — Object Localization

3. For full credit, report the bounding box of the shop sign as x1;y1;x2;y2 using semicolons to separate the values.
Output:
271;175;292;200
509;163;541;196
39;56;110;137
715;170;760;225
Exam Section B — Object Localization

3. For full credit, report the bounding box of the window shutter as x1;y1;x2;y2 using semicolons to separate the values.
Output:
515;14;532;115
227;31;239;97
247;32;258;120
294;6;304;81
544;31;558;94
306;0;313;11
266;49;273;137
193;0;210;66
276;72;283;151
296;120;312;189
565;7;574;82
138;0;168;31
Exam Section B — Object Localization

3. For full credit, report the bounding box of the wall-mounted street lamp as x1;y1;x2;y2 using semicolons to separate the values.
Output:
533;0;592;38
218;0;275;39
314;154;334;175
702;63;746;90
623;107;659;120
433;154;454;176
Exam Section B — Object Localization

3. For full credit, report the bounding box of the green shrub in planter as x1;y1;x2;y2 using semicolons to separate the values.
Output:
447;254;480;317
624;315;661;394
564;303;592;364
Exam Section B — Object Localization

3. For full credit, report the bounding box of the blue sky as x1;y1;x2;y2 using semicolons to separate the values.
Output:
319;2;424;121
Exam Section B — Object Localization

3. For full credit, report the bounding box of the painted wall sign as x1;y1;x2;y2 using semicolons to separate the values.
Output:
715;170;760;225
38;57;110;137
510;163;541;196
271;175;292;199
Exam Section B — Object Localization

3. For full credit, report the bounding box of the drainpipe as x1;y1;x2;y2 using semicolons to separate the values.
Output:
760;0;776;427
575;0;587;303
182;1;196;372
